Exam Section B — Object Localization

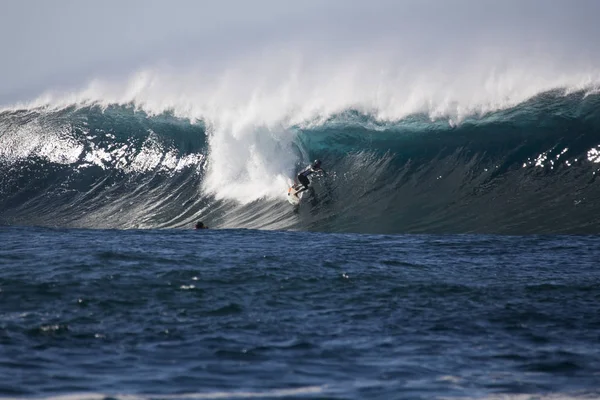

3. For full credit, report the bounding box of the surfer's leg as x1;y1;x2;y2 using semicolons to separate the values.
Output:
295;184;309;195
297;175;309;190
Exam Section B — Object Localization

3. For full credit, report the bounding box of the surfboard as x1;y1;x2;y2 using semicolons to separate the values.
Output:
287;185;303;206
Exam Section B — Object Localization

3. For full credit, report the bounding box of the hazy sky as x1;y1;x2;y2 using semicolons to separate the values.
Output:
2;0;600;104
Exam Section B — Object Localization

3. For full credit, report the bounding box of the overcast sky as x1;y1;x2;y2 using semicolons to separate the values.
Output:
2;0;600;104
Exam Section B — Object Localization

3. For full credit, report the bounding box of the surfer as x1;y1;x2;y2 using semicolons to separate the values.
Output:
292;159;325;197
195;221;208;229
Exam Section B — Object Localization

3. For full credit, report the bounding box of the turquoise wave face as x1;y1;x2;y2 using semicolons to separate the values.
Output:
1;91;600;233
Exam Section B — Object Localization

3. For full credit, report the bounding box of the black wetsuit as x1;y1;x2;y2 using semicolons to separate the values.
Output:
296;165;321;190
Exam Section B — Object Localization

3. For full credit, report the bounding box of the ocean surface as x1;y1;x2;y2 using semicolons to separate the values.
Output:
1;226;600;400
2;87;600;399
3;1;600;398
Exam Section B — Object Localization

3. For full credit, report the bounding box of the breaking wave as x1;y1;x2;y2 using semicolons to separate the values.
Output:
1;88;600;233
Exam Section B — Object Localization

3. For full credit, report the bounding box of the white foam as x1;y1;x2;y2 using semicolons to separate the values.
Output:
0;117;83;165
0;385;325;400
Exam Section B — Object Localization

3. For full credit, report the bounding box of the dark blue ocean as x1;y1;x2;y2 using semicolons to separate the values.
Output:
1;226;600;400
